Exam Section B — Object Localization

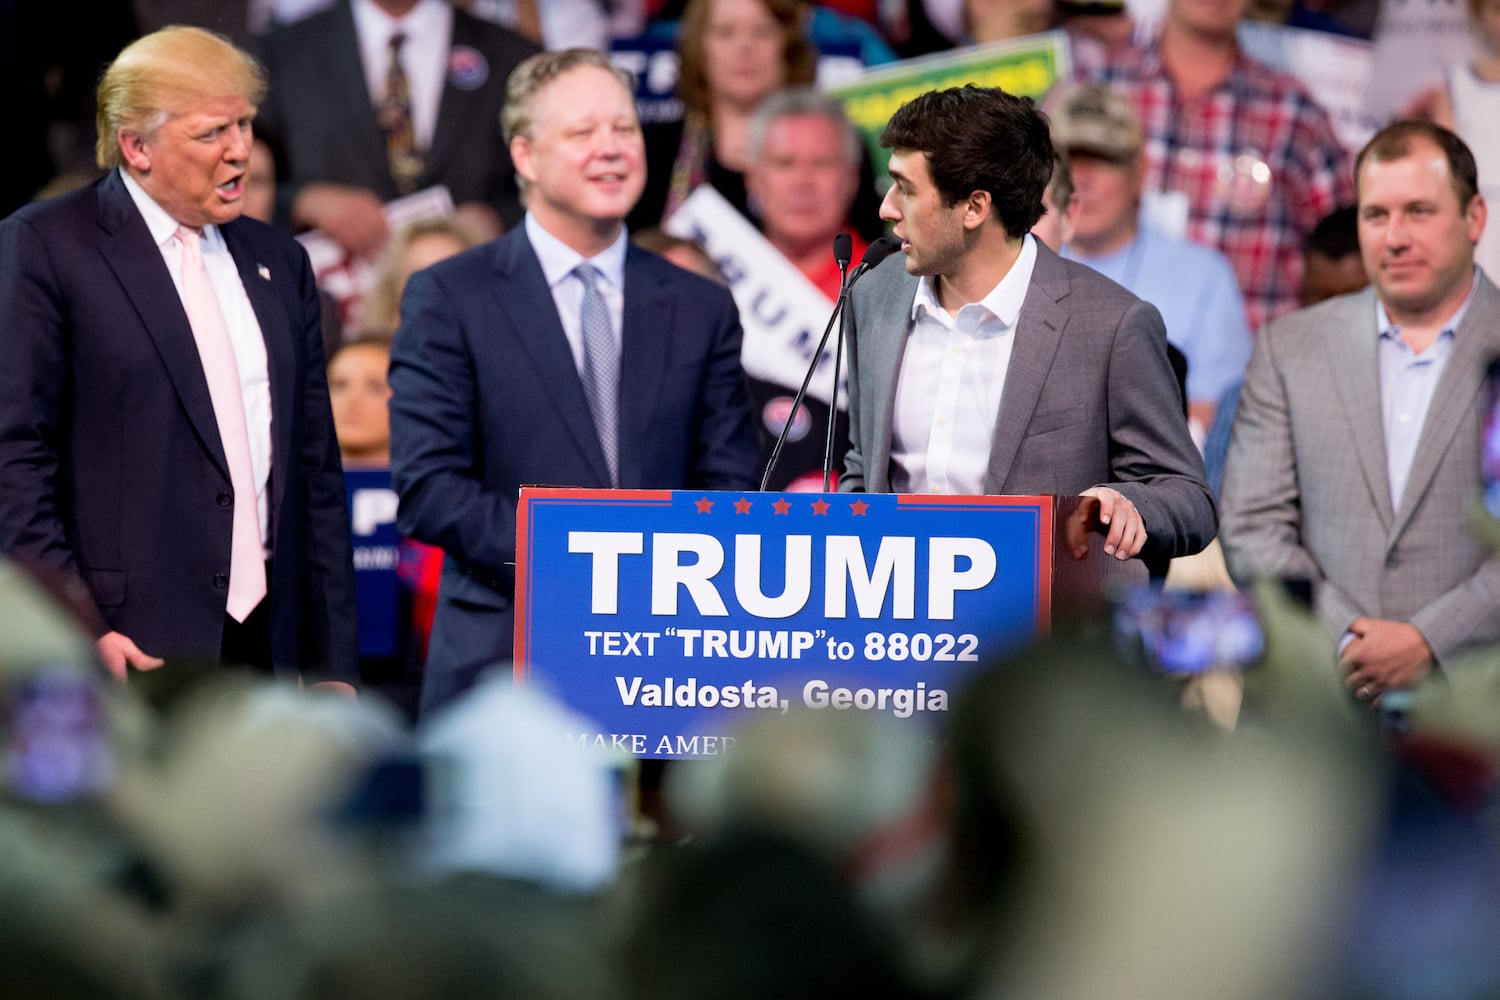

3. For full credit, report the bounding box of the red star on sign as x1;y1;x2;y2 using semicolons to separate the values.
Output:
771;497;791;515
811;498;830;515
695;496;714;514
733;497;752;514
850;499;869;516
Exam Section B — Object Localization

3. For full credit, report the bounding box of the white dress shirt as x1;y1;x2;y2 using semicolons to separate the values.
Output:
351;0;453;152
1375;271;1478;511
121;170;273;550
525;214;627;377
890;234;1038;495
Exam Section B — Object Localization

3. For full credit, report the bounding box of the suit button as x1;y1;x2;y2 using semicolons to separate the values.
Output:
213;573;228;589
217;492;232;507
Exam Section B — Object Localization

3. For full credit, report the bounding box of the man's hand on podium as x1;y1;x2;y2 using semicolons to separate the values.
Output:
1081;486;1146;560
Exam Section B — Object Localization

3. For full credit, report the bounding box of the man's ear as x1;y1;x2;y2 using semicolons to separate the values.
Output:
963;189;992;231
1467;192;1487;247
118;129;152;174
510;135;536;186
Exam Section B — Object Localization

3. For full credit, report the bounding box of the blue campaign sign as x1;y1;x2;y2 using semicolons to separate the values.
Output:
345;468;401;658
514;488;1054;759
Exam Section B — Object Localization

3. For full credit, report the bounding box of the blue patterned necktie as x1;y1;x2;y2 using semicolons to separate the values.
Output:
575;264;619;486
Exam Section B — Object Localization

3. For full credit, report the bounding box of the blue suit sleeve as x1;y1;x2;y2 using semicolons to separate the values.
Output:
289;241;360;684
688;286;760;492
388;266;519;588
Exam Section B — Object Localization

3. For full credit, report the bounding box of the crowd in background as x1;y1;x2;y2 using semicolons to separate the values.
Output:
4;0;1500;994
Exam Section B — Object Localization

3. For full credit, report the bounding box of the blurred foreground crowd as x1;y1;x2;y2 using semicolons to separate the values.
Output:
4;1;1500;994
4;556;1500;1000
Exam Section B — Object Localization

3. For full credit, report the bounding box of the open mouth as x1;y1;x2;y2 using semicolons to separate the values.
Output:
217;175;244;198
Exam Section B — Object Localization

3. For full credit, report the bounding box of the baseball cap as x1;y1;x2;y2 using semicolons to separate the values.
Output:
1050;83;1143;163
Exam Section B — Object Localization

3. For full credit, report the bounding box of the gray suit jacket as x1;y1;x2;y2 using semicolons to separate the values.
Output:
841;241;1216;574
1221;277;1500;661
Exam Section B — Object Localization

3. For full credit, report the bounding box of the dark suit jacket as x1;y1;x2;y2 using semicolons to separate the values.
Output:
0;172;358;683
840;242;1216;581
254;0;539;231
389;225;760;714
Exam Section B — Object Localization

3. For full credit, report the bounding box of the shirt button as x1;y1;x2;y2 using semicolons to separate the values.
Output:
213;573;228;589
217;492;232;507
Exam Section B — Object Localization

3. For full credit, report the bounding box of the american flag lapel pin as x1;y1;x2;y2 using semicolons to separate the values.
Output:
257;264;271;281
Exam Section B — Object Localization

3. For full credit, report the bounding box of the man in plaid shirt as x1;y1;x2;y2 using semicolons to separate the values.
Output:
1076;0;1355;332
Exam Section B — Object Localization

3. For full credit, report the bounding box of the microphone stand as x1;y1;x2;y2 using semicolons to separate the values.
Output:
822;288;852;493
758;234;852;492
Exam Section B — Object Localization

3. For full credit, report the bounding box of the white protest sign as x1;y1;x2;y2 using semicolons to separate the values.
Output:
1238;22;1381;158
664;186;847;408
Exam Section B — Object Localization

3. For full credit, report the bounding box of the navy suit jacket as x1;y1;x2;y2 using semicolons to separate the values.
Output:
254;0;539;231
389;225;759;713
0;172;358;683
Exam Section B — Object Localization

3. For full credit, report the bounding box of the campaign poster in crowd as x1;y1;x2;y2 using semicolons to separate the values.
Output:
823;32;1071;179
664;186;843;407
1237;21;1381;157
513;488;1054;759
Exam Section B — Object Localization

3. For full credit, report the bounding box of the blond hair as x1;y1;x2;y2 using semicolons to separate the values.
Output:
359;218;480;338
500;48;635;146
95;26;267;169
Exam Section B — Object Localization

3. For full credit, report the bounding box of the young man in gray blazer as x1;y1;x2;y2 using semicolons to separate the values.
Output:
840;85;1215;582
1223;121;1500;708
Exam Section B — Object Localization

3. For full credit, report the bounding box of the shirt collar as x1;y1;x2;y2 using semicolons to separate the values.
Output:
525;213;629;291
119;167;226;253
911;233;1038;327
351;0;449;43
1375;268;1481;341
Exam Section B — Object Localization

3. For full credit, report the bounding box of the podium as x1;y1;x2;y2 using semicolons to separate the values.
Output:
513;487;1112;759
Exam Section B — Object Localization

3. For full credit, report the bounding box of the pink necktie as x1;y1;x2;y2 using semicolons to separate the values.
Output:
178;226;267;622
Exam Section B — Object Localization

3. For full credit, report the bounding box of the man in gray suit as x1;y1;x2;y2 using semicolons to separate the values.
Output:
840;85;1215;579
1222;121;1500;707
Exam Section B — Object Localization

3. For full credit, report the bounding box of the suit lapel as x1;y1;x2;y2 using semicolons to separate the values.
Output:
223;221;295;525
492;232;612;485
983;248;1069;493
425;13;477;186
864;266;919;493
95;174;230;482
1326;289;1395;532
1389;277;1500;542
618;248;670;488
331;0;392;185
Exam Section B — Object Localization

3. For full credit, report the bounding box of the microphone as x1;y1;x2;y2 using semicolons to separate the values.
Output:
820;235;900;490
759;233;856;492
847;235;900;286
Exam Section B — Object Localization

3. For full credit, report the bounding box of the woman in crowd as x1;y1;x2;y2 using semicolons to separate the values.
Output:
631;0;884;241
357;217;479;339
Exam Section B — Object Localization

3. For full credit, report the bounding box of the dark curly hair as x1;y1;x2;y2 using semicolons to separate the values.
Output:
880;85;1054;240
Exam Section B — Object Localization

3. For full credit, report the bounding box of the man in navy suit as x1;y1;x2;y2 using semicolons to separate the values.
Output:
389;49;760;715
0;27;357;691
254;0;539;258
